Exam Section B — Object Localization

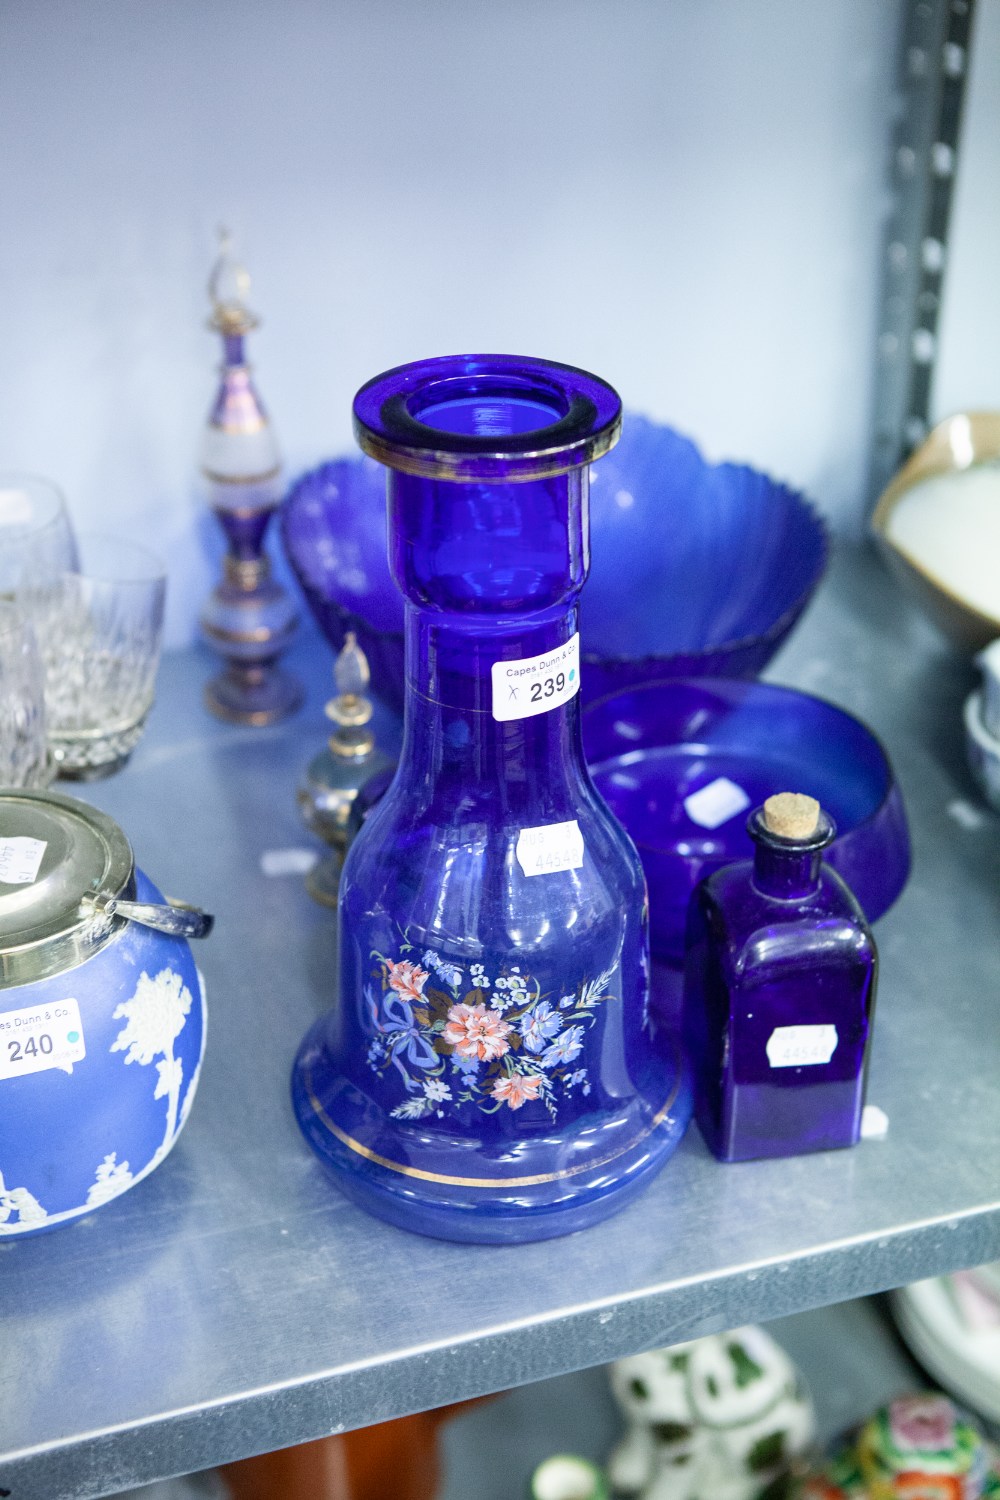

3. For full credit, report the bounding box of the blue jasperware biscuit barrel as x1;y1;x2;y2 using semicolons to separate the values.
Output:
0;790;211;1238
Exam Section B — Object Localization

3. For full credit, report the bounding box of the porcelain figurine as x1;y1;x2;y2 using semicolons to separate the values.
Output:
530;1455;609;1500
608;1325;815;1500
796;1394;1000;1498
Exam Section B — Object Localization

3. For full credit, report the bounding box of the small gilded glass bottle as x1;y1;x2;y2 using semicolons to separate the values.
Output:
297;633;396;908
683;792;878;1162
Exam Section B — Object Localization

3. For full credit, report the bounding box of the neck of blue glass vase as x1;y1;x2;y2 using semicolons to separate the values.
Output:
398;602;585;802
388;462;589;803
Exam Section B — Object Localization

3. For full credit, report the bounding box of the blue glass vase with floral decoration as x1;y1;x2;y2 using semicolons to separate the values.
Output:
292;354;691;1243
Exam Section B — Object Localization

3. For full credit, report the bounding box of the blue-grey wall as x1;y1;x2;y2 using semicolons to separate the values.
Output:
3;0;991;647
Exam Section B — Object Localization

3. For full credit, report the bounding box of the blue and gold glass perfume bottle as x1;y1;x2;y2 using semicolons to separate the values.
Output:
293;354;691;1242
199;233;300;725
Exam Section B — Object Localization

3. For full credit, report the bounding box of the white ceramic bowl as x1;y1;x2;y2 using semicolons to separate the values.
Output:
893;1271;1000;1431
964;688;1000;813
872;412;1000;651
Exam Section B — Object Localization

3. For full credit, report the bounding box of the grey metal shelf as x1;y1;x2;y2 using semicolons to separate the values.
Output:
2;543;999;1500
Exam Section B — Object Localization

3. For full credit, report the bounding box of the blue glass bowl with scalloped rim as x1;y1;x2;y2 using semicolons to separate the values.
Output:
281;414;829;711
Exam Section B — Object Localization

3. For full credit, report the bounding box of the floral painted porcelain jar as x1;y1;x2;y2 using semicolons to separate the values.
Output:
796;1394;1000;1498
0;789;211;1237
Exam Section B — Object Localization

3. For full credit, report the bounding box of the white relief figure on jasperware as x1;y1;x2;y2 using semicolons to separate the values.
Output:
86;1152;134;1207
0;1167;48;1229
0;970;199;1236
111;967;193;1166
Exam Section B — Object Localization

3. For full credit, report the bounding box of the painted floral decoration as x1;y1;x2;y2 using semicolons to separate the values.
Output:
366;940;618;1121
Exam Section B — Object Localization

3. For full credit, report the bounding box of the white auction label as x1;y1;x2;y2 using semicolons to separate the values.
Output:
684;777;751;830
0;487;35;526
766;1024;838;1069
0;998;86;1080
260;847;319;877
516;820;585;877
491;634;580;722
0;837;47;886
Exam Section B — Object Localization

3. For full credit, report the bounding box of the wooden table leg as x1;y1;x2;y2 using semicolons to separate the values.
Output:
219;1399;488;1500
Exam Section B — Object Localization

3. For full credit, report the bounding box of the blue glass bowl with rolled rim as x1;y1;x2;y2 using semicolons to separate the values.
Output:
281;414;828;713
582;677;911;965
291;355;692;1244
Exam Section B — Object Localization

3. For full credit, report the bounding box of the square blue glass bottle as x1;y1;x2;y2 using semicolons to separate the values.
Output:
683;793;878;1162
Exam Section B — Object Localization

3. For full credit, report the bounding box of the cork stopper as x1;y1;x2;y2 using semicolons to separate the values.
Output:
763;792;820;840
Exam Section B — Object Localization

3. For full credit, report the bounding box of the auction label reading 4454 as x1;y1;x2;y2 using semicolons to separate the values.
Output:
491;634;580;722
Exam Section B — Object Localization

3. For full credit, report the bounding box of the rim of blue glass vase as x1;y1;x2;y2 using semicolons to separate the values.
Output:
352;353;622;481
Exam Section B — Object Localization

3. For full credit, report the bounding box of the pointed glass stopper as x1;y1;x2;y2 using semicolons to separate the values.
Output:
207;228;259;337
326;632;374;734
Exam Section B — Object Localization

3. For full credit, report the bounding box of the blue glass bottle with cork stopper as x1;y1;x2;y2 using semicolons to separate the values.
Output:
683;790;878;1162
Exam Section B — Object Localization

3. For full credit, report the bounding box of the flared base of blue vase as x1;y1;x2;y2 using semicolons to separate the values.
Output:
291;1019;693;1244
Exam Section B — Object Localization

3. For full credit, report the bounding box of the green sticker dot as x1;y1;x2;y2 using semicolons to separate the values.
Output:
569;669;576;681
67;1031;80;1043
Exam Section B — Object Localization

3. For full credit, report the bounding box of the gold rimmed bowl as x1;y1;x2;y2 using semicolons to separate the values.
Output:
872;411;1000;650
